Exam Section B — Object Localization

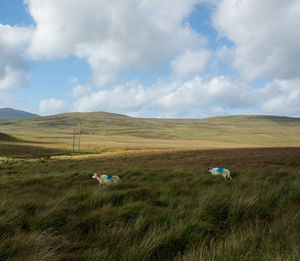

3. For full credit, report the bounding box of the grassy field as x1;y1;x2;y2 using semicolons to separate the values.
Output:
1;113;300;151
0;113;300;260
1;146;300;260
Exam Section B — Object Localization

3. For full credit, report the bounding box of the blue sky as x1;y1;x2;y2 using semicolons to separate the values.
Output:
0;0;299;118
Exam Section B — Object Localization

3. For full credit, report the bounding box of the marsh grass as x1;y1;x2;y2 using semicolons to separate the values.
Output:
0;147;300;260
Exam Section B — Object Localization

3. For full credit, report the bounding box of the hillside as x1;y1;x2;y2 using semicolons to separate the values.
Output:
0;108;39;119
1;112;300;149
0;132;18;141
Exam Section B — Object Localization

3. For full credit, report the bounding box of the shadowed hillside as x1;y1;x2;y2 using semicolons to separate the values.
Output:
0;132;18;141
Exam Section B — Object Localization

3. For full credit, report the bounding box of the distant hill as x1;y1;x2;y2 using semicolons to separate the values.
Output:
0;108;39;119
0;111;300;147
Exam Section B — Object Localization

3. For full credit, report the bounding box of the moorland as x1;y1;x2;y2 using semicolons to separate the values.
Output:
0;112;300;260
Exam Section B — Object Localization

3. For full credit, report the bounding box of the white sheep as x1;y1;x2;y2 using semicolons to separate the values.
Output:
208;167;232;180
91;173;121;186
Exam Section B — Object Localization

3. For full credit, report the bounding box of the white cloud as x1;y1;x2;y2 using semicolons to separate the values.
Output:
213;0;300;80
171;49;211;79
26;0;206;86
73;80;146;114
261;79;300;116
216;45;234;64
38;98;68;115
0;24;32;91
71;74;300;118
71;84;92;98
154;76;247;116
2;0;299;118
71;76;249;117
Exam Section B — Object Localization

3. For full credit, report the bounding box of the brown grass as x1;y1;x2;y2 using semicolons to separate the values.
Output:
1;135;299;260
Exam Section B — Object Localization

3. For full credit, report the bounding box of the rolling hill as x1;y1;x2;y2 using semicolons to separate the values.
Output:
1;111;300;149
0;108;39;119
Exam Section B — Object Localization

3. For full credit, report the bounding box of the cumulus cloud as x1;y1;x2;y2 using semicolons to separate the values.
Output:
154;76;247;116
71;84;92;98
0;25;32;91
3;0;299;118
215;45;234;64
71;75;300;118
171;49;211;79
38;98;68;115
213;0;300;80
73;80;146;114
71;76;249;117
261;79;300;116
26;0;206;86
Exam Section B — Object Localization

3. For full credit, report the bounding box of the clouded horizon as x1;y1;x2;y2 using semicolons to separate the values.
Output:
1;0;300;118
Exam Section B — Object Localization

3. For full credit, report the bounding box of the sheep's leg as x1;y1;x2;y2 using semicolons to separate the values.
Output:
227;172;232;180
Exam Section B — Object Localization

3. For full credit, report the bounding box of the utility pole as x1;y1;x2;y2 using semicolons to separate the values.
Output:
72;125;76;153
78;122;81;153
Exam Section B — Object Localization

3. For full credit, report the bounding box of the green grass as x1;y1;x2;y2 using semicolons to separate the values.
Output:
1;147;299;260
1;113;300;259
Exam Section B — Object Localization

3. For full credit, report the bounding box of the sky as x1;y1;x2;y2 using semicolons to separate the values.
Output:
0;0;300;118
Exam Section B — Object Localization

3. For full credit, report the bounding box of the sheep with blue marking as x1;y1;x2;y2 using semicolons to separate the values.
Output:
91;173;121;186
208;167;232;180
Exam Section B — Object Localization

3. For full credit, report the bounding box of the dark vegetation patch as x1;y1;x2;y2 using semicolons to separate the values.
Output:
0;147;299;260
0;132;18;141
0;143;69;158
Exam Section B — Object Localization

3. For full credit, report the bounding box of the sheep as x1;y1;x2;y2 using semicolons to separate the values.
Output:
91;173;121;186
208;167;232;180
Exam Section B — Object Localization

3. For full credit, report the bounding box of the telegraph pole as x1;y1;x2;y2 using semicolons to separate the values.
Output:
72;125;76;153
78;122;81;153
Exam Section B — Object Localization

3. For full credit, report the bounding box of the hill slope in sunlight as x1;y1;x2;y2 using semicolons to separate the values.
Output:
0;112;300;148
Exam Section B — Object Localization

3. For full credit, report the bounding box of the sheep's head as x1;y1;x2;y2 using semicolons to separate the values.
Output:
91;173;98;179
91;173;102;179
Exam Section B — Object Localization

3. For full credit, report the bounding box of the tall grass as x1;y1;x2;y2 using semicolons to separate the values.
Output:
1;148;300;260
